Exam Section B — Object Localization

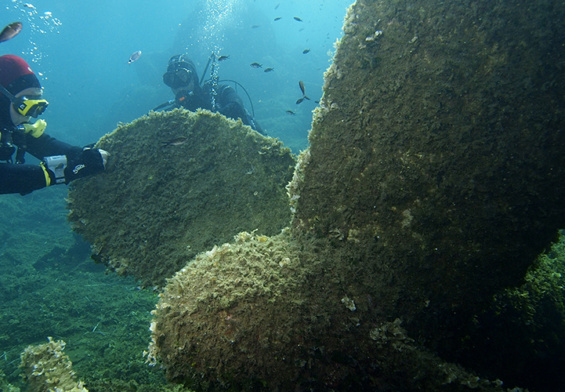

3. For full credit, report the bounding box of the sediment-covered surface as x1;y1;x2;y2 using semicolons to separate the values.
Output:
68;109;295;286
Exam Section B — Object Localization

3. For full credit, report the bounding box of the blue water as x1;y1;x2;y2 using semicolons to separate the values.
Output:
2;0;352;152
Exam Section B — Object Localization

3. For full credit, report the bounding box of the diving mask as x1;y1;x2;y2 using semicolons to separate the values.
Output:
13;95;48;118
0;84;48;118
163;67;193;88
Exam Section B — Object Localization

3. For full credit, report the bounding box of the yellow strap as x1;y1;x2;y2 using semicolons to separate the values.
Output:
40;162;51;187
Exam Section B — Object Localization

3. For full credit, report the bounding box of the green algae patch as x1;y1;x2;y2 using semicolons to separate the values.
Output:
67;109;295;286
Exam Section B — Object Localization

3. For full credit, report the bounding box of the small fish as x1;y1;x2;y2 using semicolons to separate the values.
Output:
250;62;262;68
128;50;142;64
162;137;188;147
302;49;310;54
286;110;296;115
293;16;303;22
0;22;22;43
264;67;274;72
251;24;260;29
296;97;304;105
218;55;230;61
298;80;305;96
274;17;282;21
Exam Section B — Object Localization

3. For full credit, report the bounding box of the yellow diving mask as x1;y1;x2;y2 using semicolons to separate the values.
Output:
13;95;49;118
0;84;49;118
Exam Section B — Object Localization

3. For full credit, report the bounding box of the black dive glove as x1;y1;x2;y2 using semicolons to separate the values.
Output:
43;147;108;185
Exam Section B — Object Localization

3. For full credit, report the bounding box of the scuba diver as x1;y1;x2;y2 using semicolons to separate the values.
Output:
160;54;264;134
0;55;108;195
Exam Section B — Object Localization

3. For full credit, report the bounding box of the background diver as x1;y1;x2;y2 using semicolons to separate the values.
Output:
159;54;264;134
0;55;108;195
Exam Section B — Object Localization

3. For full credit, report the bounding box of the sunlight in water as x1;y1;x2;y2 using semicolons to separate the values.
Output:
190;0;238;106
6;0;62;68
198;0;239;50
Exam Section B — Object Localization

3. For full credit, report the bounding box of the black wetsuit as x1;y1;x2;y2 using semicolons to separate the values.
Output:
175;81;264;134
0;123;82;195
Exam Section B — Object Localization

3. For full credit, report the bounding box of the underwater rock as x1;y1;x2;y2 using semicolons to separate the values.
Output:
67;109;295;286
20;337;88;392
148;0;565;390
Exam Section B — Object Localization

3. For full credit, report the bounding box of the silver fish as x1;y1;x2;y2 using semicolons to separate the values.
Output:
0;22;22;43
128;50;142;64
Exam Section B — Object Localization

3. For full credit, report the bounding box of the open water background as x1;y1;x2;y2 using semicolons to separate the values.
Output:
3;0;352;152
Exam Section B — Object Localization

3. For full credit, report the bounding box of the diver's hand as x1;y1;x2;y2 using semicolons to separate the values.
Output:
64;147;108;184
44;147;108;185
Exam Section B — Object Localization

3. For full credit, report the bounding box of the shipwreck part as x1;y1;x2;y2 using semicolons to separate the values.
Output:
67;109;295;286
149;230;507;391
149;0;565;390
293;0;565;344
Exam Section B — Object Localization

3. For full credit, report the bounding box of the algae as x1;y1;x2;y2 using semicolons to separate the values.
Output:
150;229;512;391
148;0;565;390
292;0;565;354
458;234;565;389
0;156;191;392
67;109;295;286
20;337;88;392
0;368;19;392
0;244;168;391
146;229;310;389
